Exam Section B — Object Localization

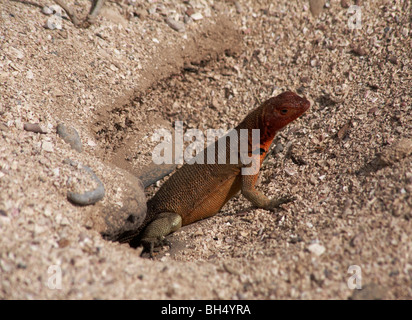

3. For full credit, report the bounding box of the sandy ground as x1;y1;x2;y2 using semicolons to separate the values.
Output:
0;0;411;299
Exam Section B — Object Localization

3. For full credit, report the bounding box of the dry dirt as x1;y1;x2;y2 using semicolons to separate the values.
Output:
0;0;411;299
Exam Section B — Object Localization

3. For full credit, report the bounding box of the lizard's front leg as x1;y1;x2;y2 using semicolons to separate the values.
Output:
140;212;182;257
241;173;295;210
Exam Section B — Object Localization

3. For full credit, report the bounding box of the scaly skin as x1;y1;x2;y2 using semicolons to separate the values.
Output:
112;91;310;255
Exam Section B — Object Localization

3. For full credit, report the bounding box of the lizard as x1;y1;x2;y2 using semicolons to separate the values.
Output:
107;91;310;255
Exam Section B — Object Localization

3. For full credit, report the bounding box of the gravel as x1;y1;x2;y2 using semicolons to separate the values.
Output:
0;0;410;300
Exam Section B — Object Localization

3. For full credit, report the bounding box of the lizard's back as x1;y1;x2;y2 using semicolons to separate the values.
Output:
147;144;243;225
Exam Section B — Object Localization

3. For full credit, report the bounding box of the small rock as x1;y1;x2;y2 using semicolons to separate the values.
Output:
42;141;54;152
60;217;70;226
58;238;70;248
45;15;63;30
352;45;367;56
52;168;60;177
24;123;47;134
341;0;350;8
165;17;185;32
49;5;63;15
42;6;53;15
309;0;325;17
184;15;193;24
274;142;284;154
223;263;240;276
337;121;351;140
87;139;97;147
309;175;318;185
26;70;34;79
185;7;195;17
134;9;147;20
310;59;318;67
342;198;353;215
191;12;204;21
11;47;24;60
148;6;156;15
376;139;412;167
193;230;204;237
67;165;105;206
56;123;83;153
284;167;297;177
0;123;8;131
234;1;243;13
308;243;325;256
350;232;364;247
388;55;398;65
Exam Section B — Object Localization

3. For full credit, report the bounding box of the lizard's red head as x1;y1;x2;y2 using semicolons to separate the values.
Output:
237;91;310;161
262;91;310;134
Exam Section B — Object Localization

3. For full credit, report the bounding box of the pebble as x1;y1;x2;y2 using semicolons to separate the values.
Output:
11;47;24;60
190;12;204;21
342;198;353;215
24;123;47;134
309;175;318;185
184;15;192;24
26;70;34;79
134;9;148;20
388;55;398;65
274;142;284;154
352;45;367;56
309;0;325;17
341;0;350;8
60;217;70;226
42;6;53;15
52;168;60;177
87;139;97;147
185;8;194;17
223;263;240;276
67;165;105;206
376;138;412;167
166;17;185;33
48;5;63;15
284;167;297;176
56;123;83;153
58;238;70;248
308;243;325;256
234;1;243;13
45;15;63;30
41;141;54;152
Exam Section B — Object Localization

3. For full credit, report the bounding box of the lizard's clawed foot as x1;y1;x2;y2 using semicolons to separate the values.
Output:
266;195;296;210
141;236;172;258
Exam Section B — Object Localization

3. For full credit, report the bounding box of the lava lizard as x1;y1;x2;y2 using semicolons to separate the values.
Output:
107;91;310;255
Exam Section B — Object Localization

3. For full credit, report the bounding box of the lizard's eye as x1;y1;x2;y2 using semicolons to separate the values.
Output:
259;148;266;155
280;109;288;115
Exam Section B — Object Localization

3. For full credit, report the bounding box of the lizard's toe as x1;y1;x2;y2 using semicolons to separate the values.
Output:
140;236;172;258
267;195;296;210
